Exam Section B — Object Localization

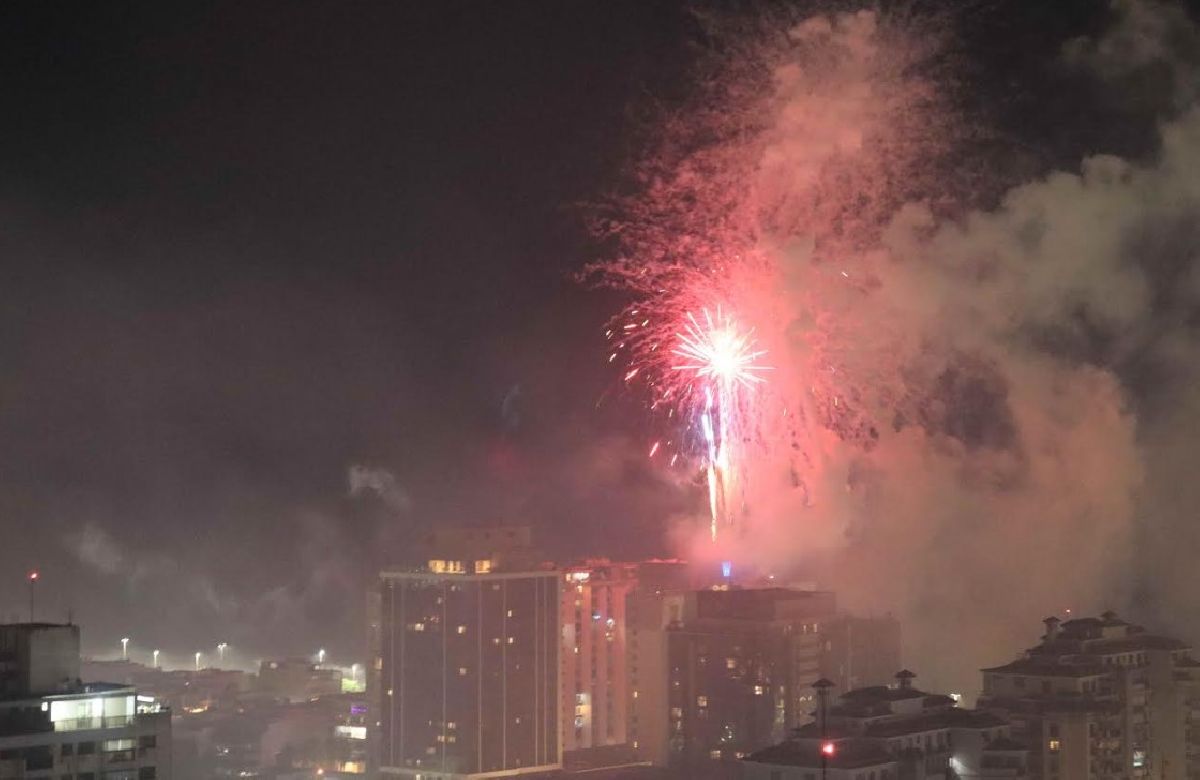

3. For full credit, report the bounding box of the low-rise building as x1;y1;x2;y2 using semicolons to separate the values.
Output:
744;670;1026;780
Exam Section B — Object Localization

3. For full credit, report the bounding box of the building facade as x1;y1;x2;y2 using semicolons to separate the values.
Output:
0;624;171;780
821;616;902;696
666;588;837;775
377;568;560;779
559;562;636;756
979;612;1200;780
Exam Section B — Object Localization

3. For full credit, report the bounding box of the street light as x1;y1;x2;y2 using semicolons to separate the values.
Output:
317;648;326;665
217;643;228;665
152;650;160;669
194;652;202;672
121;637;129;661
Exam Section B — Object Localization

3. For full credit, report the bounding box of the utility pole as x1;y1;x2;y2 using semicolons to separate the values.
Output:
27;571;38;622
814;678;835;780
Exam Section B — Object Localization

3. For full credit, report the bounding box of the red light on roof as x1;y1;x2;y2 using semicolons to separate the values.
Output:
822;742;836;757
28;571;38;581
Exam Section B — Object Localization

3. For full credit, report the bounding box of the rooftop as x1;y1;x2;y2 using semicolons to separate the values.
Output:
746;739;895;770
981;659;1107;678
863;708;1007;738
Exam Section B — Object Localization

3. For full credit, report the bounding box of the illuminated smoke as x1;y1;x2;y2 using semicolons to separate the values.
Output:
593;0;1200;692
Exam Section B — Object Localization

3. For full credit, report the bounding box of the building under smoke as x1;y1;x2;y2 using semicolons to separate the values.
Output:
819;615;902;696
665;588;838;777
979;612;1200;780
743;670;1027;780
375;527;560;779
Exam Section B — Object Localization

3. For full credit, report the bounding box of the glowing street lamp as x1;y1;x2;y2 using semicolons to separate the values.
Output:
317;648;326;665
194;652;202;672
217;643;228;665
121;637;129;661
152;649;160;669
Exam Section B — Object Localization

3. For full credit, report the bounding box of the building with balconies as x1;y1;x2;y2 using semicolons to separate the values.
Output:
979;612;1199;780
0;623;171;780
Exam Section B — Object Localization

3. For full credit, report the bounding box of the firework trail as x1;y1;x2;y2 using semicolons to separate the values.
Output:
672;308;769;540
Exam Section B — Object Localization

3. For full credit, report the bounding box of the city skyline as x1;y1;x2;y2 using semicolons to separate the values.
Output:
2;0;1200;728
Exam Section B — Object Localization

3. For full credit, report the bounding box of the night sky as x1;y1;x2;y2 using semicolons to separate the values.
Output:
1;1;1198;667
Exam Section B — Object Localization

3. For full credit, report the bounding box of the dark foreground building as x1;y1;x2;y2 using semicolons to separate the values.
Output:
0;623;172;780
666;588;838;776
744;670;1027;780
377;530;560;779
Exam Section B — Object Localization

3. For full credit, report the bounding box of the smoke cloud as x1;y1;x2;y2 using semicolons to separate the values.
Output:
600;0;1200;693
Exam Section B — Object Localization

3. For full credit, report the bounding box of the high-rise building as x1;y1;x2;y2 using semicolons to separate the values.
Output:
626;587;685;769
666;588;837;776
744;670;1027;780
820;615;901;695
979;611;1200;780
0;623;171;780
559;561;636;756
376;527;560;779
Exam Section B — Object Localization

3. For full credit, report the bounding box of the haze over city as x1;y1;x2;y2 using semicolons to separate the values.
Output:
3;2;1200;780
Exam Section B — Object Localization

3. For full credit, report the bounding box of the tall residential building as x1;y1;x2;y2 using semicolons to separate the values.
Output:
744;670;1027;780
559;561;636;756
0;623;171;780
979;611;1200;780
376;527;560;779
821;615;902;695
666;588;837;776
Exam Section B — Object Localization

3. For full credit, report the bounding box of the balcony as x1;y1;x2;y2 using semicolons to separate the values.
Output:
53;715;135;732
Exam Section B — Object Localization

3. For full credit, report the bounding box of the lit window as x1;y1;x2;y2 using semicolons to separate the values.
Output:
493;637;501;645
447;722;456;730
507;637;515;645
457;625;467;635
474;560;492;574
507;609;514;618
726;658;737;670
755;685;765;695
412;623;425;632
633;691;639;699
458;667;468;677
1048;739;1061;752
710;750;722;760
697;696;708;707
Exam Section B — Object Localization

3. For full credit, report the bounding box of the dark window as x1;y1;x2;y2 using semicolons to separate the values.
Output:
61;744;74;757
78;743;96;755
79;774;95;780
139;767;157;780
138;736;156;749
